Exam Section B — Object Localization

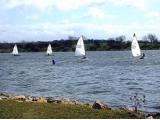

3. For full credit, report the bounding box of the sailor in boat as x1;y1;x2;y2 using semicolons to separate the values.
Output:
140;53;145;59
81;55;87;59
52;59;55;65
81;55;89;61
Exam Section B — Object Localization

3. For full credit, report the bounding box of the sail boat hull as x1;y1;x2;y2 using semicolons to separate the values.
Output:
77;57;89;62
46;52;54;56
81;57;89;61
46;54;52;56
13;54;19;56
139;53;145;59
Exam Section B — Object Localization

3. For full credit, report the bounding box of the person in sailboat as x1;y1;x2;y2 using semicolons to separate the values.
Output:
52;59;55;65
140;53;145;59
82;55;87;59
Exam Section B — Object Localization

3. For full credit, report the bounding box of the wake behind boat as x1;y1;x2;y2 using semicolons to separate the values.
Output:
75;36;88;61
131;33;145;59
12;44;19;56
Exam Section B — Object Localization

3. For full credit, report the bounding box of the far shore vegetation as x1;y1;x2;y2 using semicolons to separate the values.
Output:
0;33;160;53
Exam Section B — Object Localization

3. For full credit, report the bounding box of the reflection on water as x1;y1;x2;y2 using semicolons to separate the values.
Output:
0;50;160;112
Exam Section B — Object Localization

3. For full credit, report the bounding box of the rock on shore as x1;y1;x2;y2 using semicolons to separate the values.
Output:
92;100;111;110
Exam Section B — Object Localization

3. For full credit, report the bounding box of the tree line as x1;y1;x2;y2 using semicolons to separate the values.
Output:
0;34;160;53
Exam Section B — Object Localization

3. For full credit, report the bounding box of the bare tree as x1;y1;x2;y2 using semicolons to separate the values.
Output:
142;35;148;42
130;93;146;112
147;34;158;43
115;35;126;42
68;36;78;40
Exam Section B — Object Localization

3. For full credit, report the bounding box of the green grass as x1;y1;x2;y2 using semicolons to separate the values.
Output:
0;100;142;119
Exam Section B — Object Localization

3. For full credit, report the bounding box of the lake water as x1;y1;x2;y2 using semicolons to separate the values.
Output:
0;51;160;112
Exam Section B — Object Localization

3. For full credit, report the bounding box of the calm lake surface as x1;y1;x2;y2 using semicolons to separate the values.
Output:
0;51;160;112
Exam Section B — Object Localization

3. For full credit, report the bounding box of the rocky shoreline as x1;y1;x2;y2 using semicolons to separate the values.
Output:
0;92;159;119
0;92;111;109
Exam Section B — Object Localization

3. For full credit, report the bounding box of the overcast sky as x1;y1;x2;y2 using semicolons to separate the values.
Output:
0;0;160;42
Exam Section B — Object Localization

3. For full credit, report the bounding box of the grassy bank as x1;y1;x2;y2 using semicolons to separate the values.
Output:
0;100;142;119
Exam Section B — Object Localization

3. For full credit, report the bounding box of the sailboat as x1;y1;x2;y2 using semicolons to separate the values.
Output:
131;33;145;59
12;44;19;56
75;36;88;61
46;44;53;56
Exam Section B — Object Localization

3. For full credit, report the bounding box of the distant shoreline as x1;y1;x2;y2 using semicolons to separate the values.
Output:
0;49;160;53
1;39;160;53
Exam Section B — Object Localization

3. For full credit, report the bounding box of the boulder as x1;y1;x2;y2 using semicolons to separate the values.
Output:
92;100;111;110
73;100;78;105
32;96;39;101
119;105;134;111
0;93;10;97
147;116;153;119
46;97;62;104
56;100;62;104
0;95;9;100
147;112;160;119
46;97;55;103
11;95;26;101
61;98;70;102
37;97;47;103
62;98;70;102
61;98;74;104
25;96;33;102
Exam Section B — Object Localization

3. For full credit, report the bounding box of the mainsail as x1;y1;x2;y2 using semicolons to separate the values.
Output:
12;44;18;55
46;44;53;55
131;34;141;57
75;36;85;56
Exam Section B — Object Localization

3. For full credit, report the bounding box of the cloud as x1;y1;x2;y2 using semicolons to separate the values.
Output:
87;7;105;18
4;0;148;11
146;11;160;17
1;0;106;11
1;21;160;42
4;0;32;9
26;14;40;20
0;0;159;42
145;11;160;25
72;6;118;20
0;0;149;13
108;0;148;11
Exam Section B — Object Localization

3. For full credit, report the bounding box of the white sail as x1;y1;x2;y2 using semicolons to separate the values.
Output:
75;36;85;56
46;44;53;55
12;44;18;55
131;34;141;57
